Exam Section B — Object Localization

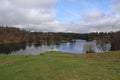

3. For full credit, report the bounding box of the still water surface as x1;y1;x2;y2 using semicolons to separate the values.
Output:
0;39;111;55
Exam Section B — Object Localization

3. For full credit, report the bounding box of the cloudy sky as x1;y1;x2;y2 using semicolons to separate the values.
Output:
0;0;120;33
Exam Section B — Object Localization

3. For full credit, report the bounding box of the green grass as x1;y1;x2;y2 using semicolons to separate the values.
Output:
0;51;120;80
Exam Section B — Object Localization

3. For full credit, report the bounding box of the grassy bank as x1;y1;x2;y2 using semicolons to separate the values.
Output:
0;51;120;80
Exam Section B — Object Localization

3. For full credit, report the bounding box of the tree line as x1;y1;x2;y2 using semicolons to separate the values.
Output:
0;26;76;44
0;26;120;51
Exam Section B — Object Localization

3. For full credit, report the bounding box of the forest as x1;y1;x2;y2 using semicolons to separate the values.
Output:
0;26;120;51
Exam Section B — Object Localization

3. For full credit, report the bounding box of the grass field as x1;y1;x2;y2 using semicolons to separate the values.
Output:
0;51;120;80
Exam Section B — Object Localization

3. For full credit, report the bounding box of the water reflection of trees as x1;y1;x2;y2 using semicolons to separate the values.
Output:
83;42;95;53
0;42;27;54
96;40;111;52
0;39;112;55
83;40;111;53
33;42;42;48
69;42;75;50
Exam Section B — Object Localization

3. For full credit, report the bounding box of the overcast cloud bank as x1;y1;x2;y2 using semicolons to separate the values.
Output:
0;0;120;33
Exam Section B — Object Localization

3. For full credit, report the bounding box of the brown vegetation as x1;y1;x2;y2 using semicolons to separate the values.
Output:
0;26;120;51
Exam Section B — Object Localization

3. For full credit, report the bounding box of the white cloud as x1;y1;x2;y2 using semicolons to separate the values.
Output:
8;0;57;8
111;0;120;12
21;21;70;32
82;12;105;21
75;13;120;32
0;0;120;33
0;0;56;25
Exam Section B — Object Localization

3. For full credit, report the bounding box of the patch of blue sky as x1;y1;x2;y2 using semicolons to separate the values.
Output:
55;0;112;22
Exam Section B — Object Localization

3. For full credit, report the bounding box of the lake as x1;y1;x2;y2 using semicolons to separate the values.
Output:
0;39;111;55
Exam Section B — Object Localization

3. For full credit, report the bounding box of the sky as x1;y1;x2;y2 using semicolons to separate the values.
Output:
0;0;120;33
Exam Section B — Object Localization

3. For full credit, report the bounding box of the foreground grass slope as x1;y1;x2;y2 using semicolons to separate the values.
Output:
0;51;120;80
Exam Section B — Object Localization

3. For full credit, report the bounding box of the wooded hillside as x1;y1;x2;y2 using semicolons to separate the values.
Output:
0;26;120;50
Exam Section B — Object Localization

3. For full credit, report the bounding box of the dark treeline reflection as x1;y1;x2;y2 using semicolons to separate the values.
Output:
0;42;62;54
0;26;119;54
0;42;27;54
0;26;120;51
33;42;42;48
0;40;111;55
